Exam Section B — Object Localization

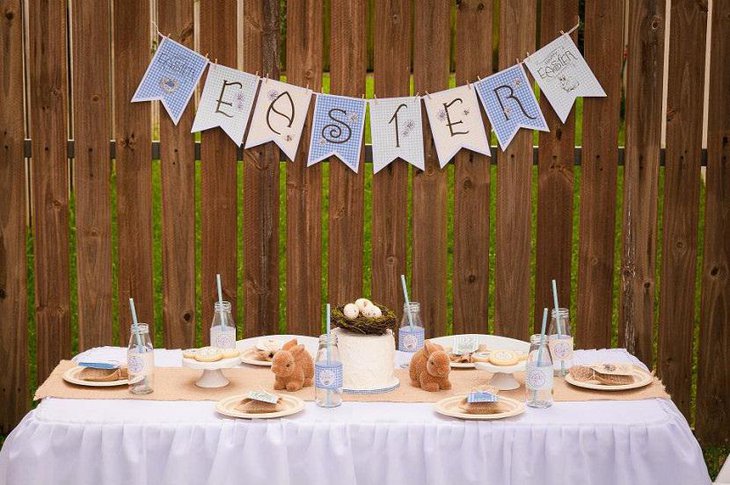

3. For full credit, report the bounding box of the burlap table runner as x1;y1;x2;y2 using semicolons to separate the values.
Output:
35;360;670;403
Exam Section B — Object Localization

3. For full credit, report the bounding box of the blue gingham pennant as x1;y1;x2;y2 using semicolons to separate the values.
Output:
132;37;208;125
307;94;367;172
191;64;260;145
422;85;490;168
369;96;425;173
524;34;606;123
475;64;549;150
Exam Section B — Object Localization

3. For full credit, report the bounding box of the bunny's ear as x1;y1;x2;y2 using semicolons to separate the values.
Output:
282;339;298;351
423;340;437;356
290;344;306;356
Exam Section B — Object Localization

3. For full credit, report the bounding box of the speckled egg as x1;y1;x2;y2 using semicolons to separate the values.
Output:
362;305;382;318
355;298;373;311
343;303;360;320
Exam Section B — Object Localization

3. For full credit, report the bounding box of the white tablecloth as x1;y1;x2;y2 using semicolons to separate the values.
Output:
0;346;711;485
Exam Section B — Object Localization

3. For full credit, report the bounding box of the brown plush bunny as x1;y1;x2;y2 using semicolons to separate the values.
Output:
409;340;452;392
271;339;314;392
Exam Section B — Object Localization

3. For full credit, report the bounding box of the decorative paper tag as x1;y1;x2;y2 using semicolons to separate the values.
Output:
78;361;120;370
369;96;425;173
132;37;209;125
307;94;367;172
452;335;479;355
398;326;425;352
525;363;554;391
422;84;491;167
523;33;606;123
548;336;574;362
247;390;279;404
467;390;499;403
244;78;313;160
475;63;549;150
315;361;343;390
126;353;146;374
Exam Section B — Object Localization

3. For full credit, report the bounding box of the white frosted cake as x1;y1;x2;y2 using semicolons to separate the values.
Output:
333;327;398;392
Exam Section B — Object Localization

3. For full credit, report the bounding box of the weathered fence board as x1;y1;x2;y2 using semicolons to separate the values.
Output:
696;0;730;445
412;0;450;338
28;0;72;382
242;0;280;336
494;0;535;340
452;0;491;332
534;1;578;334
114;0;154;342
285;0;323;334
328;0;367;305
371;0;410;317
158;1;197;349
576;1;625;349
200;0;238;339
0;0;28;434
619;0;665;365
658;0;707;418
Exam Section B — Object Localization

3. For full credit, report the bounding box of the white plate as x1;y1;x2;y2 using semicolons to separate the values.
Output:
62;366;128;387
565;367;654;391
430;334;530;369
434;395;526;420
237;335;318;367
181;355;242;370
216;394;305;419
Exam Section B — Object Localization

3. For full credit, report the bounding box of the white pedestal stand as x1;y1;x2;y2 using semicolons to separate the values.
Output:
182;356;241;388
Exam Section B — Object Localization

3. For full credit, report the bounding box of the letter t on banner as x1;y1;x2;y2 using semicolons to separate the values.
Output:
307;94;367;173
422;85;491;168
475;64;549;151
369;96;425;173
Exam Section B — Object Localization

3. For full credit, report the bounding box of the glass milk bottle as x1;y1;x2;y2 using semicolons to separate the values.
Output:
525;334;554;408
315;334;343;407
127;323;154;395
548;307;573;377
399;302;425;352
210;300;236;349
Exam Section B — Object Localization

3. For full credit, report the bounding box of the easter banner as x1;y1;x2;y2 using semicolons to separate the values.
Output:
191;64;260;145
369;96;425;173
245;79;313;161
132;37;208;125
523;33;605;123
307;94;367;173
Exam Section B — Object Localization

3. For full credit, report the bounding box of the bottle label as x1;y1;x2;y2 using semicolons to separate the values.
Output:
398;327;424;352
315;361;343;390
548;336;574;362
525;364;554;391
127;353;146;374
213;329;236;349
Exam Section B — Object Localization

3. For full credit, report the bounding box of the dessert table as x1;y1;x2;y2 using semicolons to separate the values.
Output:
0;345;711;485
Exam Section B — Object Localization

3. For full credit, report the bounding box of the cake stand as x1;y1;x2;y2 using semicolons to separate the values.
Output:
182;356;241;388
474;361;526;391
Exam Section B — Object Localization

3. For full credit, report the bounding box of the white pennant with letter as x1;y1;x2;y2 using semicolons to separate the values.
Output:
369;96;425;173
245;78;313;160
523;33;606;123
422;85;490;168
191;64;260;145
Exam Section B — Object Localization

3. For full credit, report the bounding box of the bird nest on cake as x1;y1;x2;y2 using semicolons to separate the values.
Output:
332;303;397;335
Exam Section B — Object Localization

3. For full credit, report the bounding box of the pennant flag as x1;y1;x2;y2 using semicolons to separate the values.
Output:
307;94;367;172
369;96;425;173
524;33;606;123
475;64;549;150
244;78;312;160
422;85;490;168
132;37;208;125
191;64;259;145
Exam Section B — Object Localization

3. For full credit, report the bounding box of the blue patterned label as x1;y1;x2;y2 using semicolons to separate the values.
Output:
398;326;424;352
467;390;499;403
315;361;343;390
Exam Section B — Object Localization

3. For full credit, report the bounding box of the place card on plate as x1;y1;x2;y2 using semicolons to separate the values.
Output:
78;361;120;370
467;390;499;404
247;390;279;404
452;336;479;355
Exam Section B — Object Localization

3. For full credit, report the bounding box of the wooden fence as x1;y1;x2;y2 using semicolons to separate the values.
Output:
0;0;727;446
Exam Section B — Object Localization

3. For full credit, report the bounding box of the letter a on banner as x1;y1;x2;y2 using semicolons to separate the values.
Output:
191;63;260;145
475;64;548;150
308;94;367;172
369;96;425;173
245;78;313;160
422;85;490;168
132;36;208;125
524;33;606;123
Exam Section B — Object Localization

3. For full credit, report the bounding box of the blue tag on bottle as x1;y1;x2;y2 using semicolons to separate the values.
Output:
315;361;343;390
